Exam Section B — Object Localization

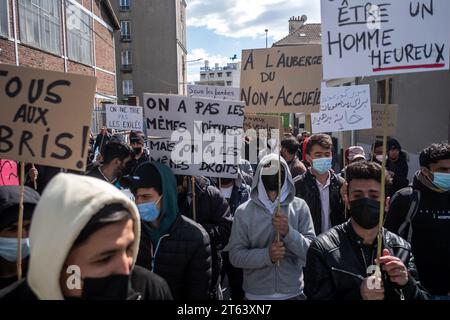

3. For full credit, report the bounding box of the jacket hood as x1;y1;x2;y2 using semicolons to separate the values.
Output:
142;162;179;244
250;154;295;210
27;173;141;300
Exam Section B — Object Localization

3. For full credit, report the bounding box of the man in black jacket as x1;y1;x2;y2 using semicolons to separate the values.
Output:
304;161;429;300
177;175;232;300
295;134;346;235
385;143;450;299
129;162;212;300
386;138;409;194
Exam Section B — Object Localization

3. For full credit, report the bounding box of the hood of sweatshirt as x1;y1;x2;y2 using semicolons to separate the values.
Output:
250;154;295;213
27;173;141;300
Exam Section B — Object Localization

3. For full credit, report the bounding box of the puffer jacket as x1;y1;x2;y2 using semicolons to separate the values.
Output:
304;221;430;300
137;215;212;300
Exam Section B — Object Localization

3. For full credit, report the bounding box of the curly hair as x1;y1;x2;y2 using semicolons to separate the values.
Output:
419;143;450;169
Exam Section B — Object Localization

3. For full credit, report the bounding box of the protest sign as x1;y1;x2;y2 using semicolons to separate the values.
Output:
0;64;97;171
143;94;245;178
321;0;450;79
143;94;245;138
312;84;372;133
358;104;398;138
0;159;19;186
240;45;322;113
187;84;240;101
147;137;241;178
105;104;143;131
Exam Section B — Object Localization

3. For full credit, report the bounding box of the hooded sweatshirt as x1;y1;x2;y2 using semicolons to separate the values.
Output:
227;154;316;298
27;174;141;300
140;162;180;246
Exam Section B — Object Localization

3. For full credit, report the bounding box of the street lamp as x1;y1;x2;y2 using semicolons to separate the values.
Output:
265;29;268;48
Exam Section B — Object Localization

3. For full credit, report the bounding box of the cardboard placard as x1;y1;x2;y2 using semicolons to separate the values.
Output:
143;94;245;138
147;137;242;179
312;84;372;133
105;104;143;131
0;64;97;171
187;84;240;101
240;45;322;113
321;0;450;79
358;104;398;137
0;159;19;186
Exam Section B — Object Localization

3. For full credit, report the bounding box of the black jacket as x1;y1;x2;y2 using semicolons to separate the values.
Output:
385;176;450;295
304;222;429;300
386;152;409;194
93;133;111;155
295;170;346;235
0;265;173;300
136;214;212;300
178;177;232;299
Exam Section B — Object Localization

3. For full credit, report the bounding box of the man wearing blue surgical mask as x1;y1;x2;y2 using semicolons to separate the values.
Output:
0;186;40;290
385;143;450;299
128;162;212;300
295;134;346;235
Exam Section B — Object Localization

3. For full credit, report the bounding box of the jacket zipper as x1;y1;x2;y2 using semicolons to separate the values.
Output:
151;234;170;272
331;267;365;280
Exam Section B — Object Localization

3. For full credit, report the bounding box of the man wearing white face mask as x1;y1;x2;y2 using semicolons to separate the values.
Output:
295;134;346;235
0;186;40;290
385;143;450;299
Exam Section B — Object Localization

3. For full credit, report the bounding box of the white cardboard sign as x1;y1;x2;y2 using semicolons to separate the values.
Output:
105;104;143;131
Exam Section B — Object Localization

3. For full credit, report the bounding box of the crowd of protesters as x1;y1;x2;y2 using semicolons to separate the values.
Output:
0;127;448;300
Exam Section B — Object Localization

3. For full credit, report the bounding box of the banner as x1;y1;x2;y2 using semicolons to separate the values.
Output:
312;84;372;133
187;84;240;101
0;64;96;171
240;45;322;113
105;104;143;131
321;0;450;79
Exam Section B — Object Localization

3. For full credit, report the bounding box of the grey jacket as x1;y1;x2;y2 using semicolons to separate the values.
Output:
226;154;316;296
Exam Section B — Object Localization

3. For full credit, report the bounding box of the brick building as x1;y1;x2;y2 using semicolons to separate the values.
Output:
0;0;120;132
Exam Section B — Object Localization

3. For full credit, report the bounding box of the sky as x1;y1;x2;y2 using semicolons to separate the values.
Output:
186;0;321;83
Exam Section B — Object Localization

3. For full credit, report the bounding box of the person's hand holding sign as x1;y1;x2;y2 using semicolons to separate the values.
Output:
377;249;409;286
272;210;289;237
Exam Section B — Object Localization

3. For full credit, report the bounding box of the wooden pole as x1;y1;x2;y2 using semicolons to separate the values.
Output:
191;176;197;222
376;78;390;272
276;116;283;267
16;162;25;280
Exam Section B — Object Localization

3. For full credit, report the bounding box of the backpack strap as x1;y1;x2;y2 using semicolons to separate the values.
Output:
397;187;421;243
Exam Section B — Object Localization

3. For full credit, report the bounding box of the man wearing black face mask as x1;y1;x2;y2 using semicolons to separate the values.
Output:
128;132;149;174
87;141;134;184
0;174;172;300
304;161;429;300
227;154;315;300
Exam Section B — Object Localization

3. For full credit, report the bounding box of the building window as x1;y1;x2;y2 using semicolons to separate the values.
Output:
121;50;132;67
209;73;214;78
0;0;8;37
123;80;133;96
120;0;130;11
200;74;206;80
120;20;131;41
227;81;232;86
18;0;61;55
226;72;232;77
377;79;393;104
217;72;223;78
66;3;93;65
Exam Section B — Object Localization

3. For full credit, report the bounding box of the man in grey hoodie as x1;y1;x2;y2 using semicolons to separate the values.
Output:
227;154;316;300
